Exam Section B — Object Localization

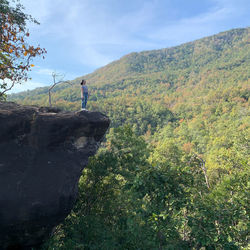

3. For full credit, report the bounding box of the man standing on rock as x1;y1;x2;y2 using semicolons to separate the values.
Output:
81;79;89;110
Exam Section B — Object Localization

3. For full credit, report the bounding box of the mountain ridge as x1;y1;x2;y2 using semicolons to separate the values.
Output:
8;27;249;137
9;27;249;99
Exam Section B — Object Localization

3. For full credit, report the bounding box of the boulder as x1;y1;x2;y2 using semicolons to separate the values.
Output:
0;102;110;249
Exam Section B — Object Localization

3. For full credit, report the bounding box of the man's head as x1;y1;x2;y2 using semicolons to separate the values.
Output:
80;80;86;85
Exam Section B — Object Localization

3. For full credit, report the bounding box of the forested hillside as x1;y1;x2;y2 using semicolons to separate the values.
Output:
9;28;250;249
9;28;249;135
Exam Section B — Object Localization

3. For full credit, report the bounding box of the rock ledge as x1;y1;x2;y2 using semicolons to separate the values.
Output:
0;102;110;249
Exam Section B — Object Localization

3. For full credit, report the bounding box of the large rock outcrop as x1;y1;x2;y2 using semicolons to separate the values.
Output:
0;102;110;249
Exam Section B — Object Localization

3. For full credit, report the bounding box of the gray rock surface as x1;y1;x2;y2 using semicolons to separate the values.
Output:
0;102;110;249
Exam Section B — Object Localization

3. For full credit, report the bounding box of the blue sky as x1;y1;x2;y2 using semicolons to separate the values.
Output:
9;0;250;93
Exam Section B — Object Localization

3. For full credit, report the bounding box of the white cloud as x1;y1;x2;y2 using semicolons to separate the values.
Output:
21;0;52;24
148;4;235;44
115;1;157;34
21;0;159;68
33;67;69;78
35;67;54;76
6;80;48;94
20;0;250;49
77;46;112;68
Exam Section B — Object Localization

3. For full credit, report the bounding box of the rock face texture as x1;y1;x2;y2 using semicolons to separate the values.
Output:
0;102;110;249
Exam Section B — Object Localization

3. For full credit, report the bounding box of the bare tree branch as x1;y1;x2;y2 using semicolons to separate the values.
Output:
48;72;72;107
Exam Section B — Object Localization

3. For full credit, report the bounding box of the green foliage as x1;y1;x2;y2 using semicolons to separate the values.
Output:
44;126;156;249
187;171;249;249
44;126;249;249
0;0;37;28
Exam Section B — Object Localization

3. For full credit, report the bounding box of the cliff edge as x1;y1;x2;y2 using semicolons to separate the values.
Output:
0;102;110;249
